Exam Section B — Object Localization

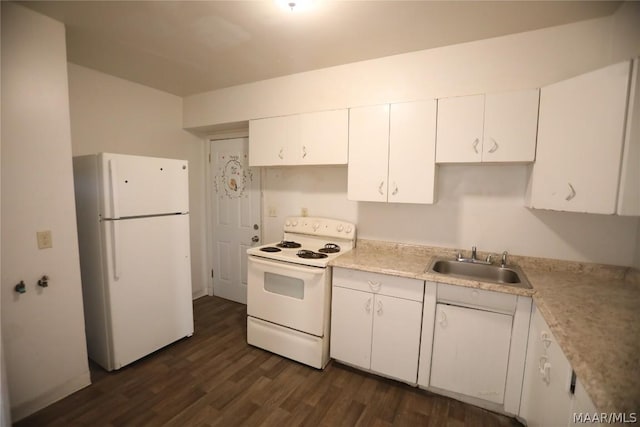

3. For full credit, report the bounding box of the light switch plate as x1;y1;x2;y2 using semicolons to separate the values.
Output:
37;230;53;249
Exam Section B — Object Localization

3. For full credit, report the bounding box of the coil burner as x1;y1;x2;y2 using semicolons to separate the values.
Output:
277;240;302;249
260;247;281;253
296;249;328;259
318;243;341;254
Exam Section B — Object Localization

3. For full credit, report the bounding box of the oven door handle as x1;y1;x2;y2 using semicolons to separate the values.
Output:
249;256;326;275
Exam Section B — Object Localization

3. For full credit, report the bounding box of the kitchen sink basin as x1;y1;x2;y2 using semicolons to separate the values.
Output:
427;259;532;289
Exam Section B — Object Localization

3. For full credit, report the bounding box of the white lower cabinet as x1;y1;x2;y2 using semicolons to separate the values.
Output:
330;268;424;384
430;303;512;404
418;282;530;415
520;305;600;427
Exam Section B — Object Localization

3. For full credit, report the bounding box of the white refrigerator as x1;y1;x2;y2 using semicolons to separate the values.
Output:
73;153;194;371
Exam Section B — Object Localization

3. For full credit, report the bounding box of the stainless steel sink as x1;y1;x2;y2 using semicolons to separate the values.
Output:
427;259;532;289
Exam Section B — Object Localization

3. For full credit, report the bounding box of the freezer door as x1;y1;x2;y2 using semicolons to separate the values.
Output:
100;153;189;218
101;214;193;370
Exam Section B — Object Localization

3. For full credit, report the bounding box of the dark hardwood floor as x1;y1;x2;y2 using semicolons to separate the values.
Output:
16;296;523;426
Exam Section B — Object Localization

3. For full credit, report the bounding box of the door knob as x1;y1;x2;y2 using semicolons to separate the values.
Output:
252;236;260;243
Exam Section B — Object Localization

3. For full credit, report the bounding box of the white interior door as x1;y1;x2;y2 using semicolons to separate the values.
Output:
210;138;261;304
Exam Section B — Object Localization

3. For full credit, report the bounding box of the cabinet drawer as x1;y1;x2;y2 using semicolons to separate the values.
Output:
437;283;517;314
333;268;424;302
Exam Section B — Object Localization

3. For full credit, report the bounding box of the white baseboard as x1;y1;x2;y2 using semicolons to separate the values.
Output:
11;370;91;422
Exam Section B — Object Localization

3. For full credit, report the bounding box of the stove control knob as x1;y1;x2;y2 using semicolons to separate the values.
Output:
345;226;353;233
313;222;320;231
336;224;344;232
285;220;291;226
292;220;298;226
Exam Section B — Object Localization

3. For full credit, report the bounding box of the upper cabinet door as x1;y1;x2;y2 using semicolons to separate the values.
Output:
435;94;484;163
249;115;297;166
249;109;348;166
348;104;390;202
617;58;640;216
298;109;348;165
528;61;632;214
483;89;539;162
388;100;437;204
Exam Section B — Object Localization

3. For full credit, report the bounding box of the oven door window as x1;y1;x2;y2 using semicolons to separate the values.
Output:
264;272;304;300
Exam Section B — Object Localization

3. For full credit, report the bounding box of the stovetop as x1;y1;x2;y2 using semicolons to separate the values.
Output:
246;217;356;268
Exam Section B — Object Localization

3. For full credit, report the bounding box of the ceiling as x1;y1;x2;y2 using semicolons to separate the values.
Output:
19;1;623;97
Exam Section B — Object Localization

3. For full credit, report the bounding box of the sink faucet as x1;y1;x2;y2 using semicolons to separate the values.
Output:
457;245;492;265
501;251;508;268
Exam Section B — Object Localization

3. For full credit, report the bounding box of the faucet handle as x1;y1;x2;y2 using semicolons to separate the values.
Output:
501;251;508;267
486;254;493;264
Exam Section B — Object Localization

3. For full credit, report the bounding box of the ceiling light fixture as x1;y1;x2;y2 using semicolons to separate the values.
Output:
276;0;314;13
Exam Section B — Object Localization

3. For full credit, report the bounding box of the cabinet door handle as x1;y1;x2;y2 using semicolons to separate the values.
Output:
378;181;385;195
539;355;551;384
376;300;383;315
488;138;499;153
565;183;576;201
391;183;398;196
438;310;448;327
278;148;284;160
472;138;480;154
364;297;372;313
302;145;307;158
541;331;552;348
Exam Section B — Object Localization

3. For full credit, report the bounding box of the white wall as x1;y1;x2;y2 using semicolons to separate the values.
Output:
263;165;639;266
1;3;90;421
186;4;640;267
67;64;207;297
184;9;633;128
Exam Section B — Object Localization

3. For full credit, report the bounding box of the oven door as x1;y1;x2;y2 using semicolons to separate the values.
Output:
247;256;329;336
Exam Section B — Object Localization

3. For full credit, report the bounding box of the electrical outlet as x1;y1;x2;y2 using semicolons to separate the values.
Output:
301;207;308;217
37;230;53;249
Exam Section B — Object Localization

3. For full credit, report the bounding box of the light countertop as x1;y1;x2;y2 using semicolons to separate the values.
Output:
329;240;640;415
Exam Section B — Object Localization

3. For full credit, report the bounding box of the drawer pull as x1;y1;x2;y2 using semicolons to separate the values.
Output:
367;280;382;292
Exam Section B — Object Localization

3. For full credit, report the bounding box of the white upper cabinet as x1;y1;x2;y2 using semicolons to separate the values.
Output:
483;90;540;162
617;58;640;216
298;109;349;165
249;115;297;166
249;109;348;166
348;100;437;204
436;89;539;163
388;100;438;204
436;94;484;163
527;60;634;214
347;104;390;202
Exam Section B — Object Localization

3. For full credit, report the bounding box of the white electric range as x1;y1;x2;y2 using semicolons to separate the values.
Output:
246;216;356;369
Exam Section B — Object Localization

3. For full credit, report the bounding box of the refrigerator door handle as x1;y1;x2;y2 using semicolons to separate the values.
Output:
111;221;121;281
108;159;120;219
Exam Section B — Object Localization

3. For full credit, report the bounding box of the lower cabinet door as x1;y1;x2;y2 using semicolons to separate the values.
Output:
370;294;423;384
430;303;512;404
330;286;373;370
520;306;574;427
